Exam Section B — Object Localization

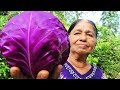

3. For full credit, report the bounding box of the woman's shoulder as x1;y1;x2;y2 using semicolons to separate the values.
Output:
91;64;106;79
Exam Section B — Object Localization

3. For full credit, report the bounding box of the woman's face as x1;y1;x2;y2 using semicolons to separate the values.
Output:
69;20;97;55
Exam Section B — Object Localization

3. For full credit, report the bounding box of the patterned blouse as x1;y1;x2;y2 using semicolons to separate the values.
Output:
59;61;105;79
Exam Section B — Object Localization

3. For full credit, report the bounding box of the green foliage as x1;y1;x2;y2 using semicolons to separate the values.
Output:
97;25;114;40
53;11;69;30
100;11;120;34
98;36;120;79
0;11;8;15
0;15;8;30
0;55;11;79
88;25;120;79
87;54;98;65
64;11;80;27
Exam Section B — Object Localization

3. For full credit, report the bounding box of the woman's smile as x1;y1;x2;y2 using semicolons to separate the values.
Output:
77;43;88;48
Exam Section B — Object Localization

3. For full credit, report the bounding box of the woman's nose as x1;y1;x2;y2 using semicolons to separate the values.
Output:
79;33;87;42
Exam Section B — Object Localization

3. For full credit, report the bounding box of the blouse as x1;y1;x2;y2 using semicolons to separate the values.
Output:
59;61;105;79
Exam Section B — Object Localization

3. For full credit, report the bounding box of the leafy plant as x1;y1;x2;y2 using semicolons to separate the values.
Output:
0;15;8;30
0;54;11;79
88;25;120;79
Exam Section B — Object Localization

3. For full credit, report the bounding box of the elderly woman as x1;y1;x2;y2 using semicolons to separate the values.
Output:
59;19;105;79
10;19;105;79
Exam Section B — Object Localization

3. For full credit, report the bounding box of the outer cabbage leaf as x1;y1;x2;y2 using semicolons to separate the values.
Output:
0;11;69;78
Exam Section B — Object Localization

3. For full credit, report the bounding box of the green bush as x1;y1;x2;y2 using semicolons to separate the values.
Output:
88;25;120;79
0;15;8;30
0;55;11;79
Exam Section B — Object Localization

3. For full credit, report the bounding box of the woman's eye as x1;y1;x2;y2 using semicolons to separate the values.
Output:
74;33;80;35
87;34;93;37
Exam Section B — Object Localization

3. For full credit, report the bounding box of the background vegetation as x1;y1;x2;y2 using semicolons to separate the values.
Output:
0;11;120;79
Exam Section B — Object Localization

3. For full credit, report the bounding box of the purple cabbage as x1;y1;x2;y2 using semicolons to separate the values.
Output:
0;11;69;78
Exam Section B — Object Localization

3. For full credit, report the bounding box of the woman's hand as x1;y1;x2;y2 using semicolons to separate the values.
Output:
10;64;62;79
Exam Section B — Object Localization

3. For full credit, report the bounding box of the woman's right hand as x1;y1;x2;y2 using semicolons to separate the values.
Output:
10;64;62;79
